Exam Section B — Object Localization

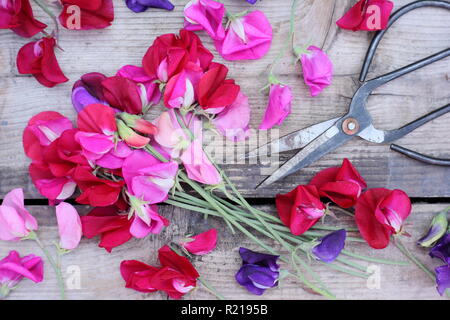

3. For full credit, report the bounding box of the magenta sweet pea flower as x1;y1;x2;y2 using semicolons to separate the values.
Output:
312;229;346;263
129;204;169;238
122;149;178;204
259;84;293;130
55;202;82;251
212;92;251;142
184;0;226;40
336;0;394;32
298;46;333;97
181;228;218;255
126;0;174;13
0;188;38;241
0;250;43;298
235;247;280;295
215;10;272;61
163;71;195;109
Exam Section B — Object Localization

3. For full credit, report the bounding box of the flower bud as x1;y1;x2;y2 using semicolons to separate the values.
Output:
418;208;449;247
120;113;158;135
117;119;150;149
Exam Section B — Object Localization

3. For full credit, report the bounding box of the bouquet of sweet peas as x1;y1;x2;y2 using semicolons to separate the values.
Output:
17;28;429;300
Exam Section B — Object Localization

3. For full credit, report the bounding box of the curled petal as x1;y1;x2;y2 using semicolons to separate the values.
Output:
182;228;218;255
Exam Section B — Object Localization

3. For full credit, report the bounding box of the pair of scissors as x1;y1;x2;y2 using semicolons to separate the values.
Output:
247;0;450;189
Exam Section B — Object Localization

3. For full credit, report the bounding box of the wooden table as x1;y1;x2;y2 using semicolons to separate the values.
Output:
0;0;449;300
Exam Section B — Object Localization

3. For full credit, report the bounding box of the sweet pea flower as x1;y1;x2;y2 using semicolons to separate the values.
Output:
102;76;143;115
0;188;38;241
17;36;68;88
117;65;162;108
312;229;346;263
122;149;178;204
77;103;117;136
153;110;191;158
126;0;174;12
72;72;108;113
184;0;226;40
336;0;394;32
0;0;47;37
55;202;82;250
129;203;169;238
297;46;333;97
181;228;218;255
235;247;280;295
23;111;73;162
276;185;326;236
418;208;449;248
215;10;272;61
310;158;367;208
246;0;257;3
59;0;114;30
81;206;133;252
259;84;292;130
0;250;43;299
163;71;195;109
430;234;450;264
435;264;450;296
355;188;411;249
212;92;251;142
121;245;200;299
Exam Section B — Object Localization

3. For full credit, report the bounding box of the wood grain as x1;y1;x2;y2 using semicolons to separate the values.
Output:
0;0;450;198
0;203;447;300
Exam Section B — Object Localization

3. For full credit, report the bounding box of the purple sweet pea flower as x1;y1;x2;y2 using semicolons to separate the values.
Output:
430;233;450;264
72;72;108;113
235;247;280;295
435;264;450;296
126;0;174;13
246;0;258;4
312;229;346;263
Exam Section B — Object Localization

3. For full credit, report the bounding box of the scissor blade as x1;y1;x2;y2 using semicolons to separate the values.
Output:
255;125;353;189
244;118;341;159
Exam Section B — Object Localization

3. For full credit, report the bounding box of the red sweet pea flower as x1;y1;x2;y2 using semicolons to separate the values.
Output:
16;36;68;87
59;0;114;30
276;185;326;236
309;158;367;208
0;0;47;37
73;166;124;207
101;76;143;115
120;245;200;299
77;103;117;135
81;206;133;252
355;188;411;249
336;0;394;31
197;63;240;110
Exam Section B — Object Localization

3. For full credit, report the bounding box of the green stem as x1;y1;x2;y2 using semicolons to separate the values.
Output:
32;0;60;42
394;237;435;281
341;250;410;266
31;232;66;299
198;277;226;300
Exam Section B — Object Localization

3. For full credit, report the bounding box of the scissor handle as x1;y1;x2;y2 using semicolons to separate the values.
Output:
382;104;450;142
360;0;450;82
391;144;450;166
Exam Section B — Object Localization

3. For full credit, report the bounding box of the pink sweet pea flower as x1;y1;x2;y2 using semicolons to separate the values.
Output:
298;46;333;97
55;202;82;250
259;84;293;130
75;131;115;162
129;204;169;238
122;149;178;204
0;188;38;241
212;92;251;141
163;71;195;109
181;228;218;255
0;250;43;298
95;141;133;170
184;0;225;40
153;111;191;159
337;0;394;31
215;10;272;61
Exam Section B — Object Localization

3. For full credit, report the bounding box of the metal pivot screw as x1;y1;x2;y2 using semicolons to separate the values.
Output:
342;118;360;135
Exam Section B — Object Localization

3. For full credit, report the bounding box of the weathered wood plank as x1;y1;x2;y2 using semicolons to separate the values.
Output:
1;0;449;198
0;203;446;300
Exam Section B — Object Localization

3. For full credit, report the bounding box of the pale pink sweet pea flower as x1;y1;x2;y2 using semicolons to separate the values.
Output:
0;250;43;298
212;92;251;141
0;189;38;241
122;149;179;204
129;204;169;238
259;84;293;130
55;202;82;250
184;0;226;40
298;46;333;97
181;228;217;255
215;10;272;61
